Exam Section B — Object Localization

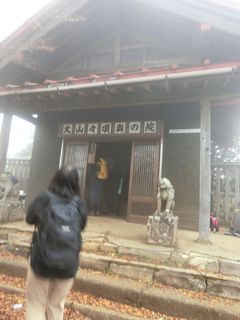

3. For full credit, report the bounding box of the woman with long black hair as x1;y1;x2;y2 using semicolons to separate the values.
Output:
25;166;87;320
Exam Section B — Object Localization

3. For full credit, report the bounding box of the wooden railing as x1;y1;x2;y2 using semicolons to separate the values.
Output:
211;162;240;223
5;159;31;192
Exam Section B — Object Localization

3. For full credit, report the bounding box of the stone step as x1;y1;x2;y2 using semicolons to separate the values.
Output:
4;240;240;302
2;226;240;281
0;283;147;320
0;258;239;320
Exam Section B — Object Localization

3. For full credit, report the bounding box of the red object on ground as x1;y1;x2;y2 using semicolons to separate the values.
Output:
210;213;219;232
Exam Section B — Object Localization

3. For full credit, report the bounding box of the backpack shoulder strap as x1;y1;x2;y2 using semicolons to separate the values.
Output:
70;195;79;207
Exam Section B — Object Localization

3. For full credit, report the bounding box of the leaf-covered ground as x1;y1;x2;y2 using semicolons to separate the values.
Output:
0;291;91;320
0;245;237;319
0;274;186;320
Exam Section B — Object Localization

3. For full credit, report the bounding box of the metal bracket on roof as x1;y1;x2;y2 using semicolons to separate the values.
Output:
163;75;169;93
104;81;108;92
222;66;236;88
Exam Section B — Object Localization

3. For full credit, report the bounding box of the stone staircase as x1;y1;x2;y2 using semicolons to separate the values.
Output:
0;226;240;319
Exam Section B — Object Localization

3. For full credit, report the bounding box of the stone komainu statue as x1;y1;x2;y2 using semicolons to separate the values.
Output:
0;172;19;201
147;177;177;246
154;178;175;217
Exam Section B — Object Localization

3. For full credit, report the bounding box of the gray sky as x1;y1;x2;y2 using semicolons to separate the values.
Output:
0;0;52;41
0;0;52;158
0;115;35;159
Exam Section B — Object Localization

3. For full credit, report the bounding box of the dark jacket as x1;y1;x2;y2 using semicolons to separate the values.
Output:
26;191;87;278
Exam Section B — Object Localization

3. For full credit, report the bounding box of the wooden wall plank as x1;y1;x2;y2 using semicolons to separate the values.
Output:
224;167;230;221
215;167;221;218
0;113;12;175
234;167;240;211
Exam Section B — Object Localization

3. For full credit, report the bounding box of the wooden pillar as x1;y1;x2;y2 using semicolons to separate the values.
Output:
198;98;211;242
224;167;230;221
158;137;163;180
0;113;12;174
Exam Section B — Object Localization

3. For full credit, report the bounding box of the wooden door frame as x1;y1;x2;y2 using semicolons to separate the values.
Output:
63;140;89;198
127;140;161;224
62;138;162;222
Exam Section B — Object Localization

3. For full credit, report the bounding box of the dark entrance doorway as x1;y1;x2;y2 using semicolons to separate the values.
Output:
86;141;131;217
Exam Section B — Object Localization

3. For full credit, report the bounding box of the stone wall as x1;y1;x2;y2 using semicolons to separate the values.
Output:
25;117;62;206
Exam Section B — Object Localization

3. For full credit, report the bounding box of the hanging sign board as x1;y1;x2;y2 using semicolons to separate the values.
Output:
58;120;163;139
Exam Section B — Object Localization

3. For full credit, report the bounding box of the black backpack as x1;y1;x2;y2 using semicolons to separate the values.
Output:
31;192;82;276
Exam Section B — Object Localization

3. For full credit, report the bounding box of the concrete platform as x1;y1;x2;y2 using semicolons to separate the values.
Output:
86;217;239;260
0;216;239;261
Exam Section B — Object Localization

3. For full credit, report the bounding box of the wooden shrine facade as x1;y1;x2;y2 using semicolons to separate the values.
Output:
1;0;240;241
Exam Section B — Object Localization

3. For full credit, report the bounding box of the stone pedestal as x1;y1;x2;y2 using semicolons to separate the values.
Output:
0;201;25;223
147;215;178;247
